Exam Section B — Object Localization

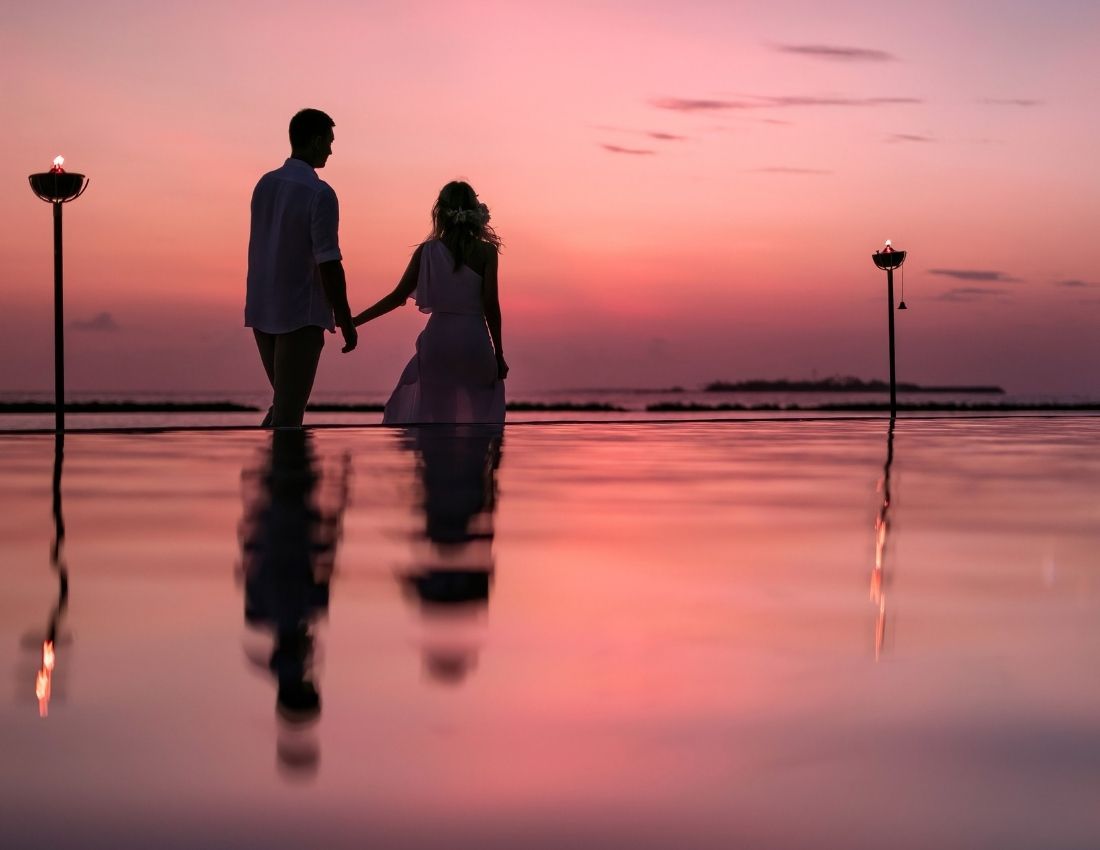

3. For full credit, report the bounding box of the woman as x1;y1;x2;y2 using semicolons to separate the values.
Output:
354;181;507;424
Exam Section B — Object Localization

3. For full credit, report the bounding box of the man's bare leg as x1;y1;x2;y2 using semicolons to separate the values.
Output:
253;331;278;427
270;326;325;428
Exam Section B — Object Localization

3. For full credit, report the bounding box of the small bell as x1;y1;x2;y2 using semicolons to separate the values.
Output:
897;301;908;310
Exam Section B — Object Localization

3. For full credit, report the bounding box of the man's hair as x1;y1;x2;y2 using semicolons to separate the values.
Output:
289;109;335;149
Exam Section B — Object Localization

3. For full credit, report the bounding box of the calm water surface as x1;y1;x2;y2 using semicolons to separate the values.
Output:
1;419;1098;849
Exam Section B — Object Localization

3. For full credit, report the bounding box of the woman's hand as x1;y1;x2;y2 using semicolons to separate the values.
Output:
496;354;509;381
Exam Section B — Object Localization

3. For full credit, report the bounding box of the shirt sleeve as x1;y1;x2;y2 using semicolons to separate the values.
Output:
311;185;342;264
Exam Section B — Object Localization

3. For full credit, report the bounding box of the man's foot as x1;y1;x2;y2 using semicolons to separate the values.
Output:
277;680;321;724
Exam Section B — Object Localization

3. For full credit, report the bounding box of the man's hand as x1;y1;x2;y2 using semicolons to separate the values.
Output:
340;323;358;353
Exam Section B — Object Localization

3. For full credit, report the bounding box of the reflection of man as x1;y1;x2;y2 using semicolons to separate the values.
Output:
238;430;348;726
246;108;357;428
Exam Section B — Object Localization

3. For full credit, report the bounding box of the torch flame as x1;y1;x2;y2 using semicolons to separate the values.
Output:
53;155;64;168
43;640;55;671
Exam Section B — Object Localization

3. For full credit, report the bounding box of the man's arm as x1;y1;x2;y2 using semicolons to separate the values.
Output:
319;260;357;353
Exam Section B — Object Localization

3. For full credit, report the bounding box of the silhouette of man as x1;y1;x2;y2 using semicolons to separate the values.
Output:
246;108;357;428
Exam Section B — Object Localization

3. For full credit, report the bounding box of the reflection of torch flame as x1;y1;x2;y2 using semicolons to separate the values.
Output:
36;641;55;717
871;466;890;660
871;514;887;660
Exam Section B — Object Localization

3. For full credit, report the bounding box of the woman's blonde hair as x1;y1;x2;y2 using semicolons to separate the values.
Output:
428;181;502;271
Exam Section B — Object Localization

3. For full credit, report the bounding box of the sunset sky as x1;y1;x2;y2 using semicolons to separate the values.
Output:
2;0;1098;396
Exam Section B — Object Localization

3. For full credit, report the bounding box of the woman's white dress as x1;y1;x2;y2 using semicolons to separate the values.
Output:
383;239;505;424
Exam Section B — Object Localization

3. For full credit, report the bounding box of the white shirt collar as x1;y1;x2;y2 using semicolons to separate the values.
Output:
284;157;315;172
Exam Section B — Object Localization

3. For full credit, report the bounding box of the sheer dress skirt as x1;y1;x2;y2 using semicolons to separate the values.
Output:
383;312;505;424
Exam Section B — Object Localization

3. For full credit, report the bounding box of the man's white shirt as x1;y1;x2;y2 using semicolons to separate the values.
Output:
246;158;341;334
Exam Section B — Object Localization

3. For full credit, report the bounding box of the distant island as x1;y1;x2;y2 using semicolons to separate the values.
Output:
0;401;256;414
648;401;1100;413
0;400;628;414
704;377;1005;394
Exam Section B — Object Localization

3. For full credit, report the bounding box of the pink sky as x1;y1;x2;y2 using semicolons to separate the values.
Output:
2;0;1098;396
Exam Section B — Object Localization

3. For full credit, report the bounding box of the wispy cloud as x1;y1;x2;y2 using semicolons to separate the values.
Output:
887;133;934;143
929;269;1020;283
70;312;119;332
773;44;897;62
600;144;656;156
652;95;922;112
752;166;832;175
652;98;745;112
1054;278;1098;288
935;287;1011;302
770;96;922;107
980;98;1044;107
594;125;689;142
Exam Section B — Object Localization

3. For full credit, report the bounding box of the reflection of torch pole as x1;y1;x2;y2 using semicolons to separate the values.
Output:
871;240;907;420
29;157;89;433
35;431;70;717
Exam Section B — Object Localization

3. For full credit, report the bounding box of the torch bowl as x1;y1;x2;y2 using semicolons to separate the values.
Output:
872;250;906;270
29;172;89;203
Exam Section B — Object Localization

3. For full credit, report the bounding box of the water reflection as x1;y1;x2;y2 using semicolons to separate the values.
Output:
237;430;350;776
21;432;70;718
870;420;896;660
397;425;503;686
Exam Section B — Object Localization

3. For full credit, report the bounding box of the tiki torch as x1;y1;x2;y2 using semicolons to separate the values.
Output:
29;156;89;432
871;240;907;419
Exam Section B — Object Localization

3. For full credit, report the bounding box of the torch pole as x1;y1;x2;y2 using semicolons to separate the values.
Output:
886;266;897;420
52;200;64;431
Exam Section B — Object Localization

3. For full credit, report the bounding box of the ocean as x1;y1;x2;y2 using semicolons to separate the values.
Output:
0;387;1097;430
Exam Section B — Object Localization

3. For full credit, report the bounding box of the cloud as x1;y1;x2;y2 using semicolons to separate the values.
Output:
887;133;934;143
70;311;120;331
752;166;832;175
980;98;1044;107
935;287;1011;302
773;44;897;62
769;96;922;107
652;97;746;112
600;144;656;156
1054;279;1098;288
594;125;690;141
651;95;922;112
929;269;1020;283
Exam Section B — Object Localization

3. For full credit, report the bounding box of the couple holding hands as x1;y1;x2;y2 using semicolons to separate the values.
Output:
245;108;508;428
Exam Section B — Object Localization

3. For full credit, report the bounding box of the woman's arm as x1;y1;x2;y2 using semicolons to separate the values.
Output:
481;249;508;379
352;244;423;327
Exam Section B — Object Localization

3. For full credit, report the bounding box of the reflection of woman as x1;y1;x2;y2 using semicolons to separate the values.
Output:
353;181;508;424
398;425;502;684
237;430;348;726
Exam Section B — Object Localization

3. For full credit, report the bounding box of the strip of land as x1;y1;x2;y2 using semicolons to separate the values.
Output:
649;402;1100;412
0;401;629;414
704;378;1005;393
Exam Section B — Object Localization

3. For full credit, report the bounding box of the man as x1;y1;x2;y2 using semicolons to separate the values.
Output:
246;108;357;428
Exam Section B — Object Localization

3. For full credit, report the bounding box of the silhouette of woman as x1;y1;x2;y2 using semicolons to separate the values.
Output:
353;181;507;424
